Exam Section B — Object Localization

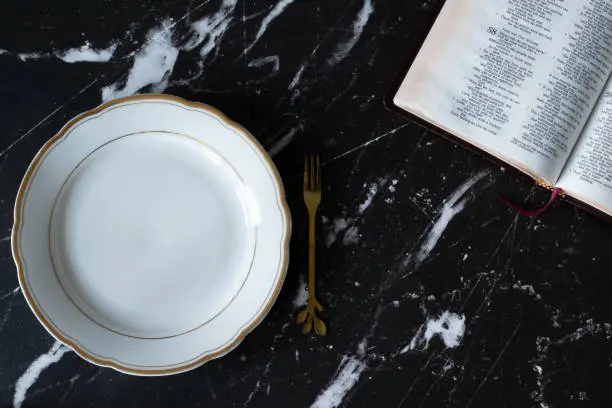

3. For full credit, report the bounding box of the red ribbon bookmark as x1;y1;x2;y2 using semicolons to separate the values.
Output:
501;188;561;217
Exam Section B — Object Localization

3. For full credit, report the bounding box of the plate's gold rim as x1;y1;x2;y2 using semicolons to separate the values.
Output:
11;94;291;376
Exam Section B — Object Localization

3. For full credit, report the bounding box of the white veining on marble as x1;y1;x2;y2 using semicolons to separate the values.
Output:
532;335;555;408
26;371;85;402
512;283;541;300
83;369;103;385
465;322;521;408
0;294;16;333
102;0;239;100
244;0;296;55
342;226;361;245
102;20;178;101
532;362;549;408
323;124;408;165
0;287;20;303
268;126;299;157
324;177;391;247
244;357;275;406
402;170;490;270
13;341;70;408
0;79;98;159
401;311;466;353
58;42;117;63
240;320;294;406
174;3;235;84
315;173;492;406
358;182;378;214
529;321;607;408
310;340;368;408
0;289;20;331
0;49;10;55
288;63;306;90
185;0;238;58
244;379;263;407
324;217;352;247
10;42;116;63
0;235;10;242
409;187;435;216
293;275;309;309
57;373;82;403
248;55;280;72
358;178;387;214
327;0;373;66
16;52;45;61
559;320;612;342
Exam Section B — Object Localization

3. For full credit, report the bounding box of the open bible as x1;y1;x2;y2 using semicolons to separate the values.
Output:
391;0;612;216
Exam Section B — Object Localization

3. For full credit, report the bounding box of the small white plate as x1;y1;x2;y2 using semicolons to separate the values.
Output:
12;94;290;375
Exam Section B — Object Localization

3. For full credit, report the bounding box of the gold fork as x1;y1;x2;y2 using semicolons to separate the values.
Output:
296;154;327;336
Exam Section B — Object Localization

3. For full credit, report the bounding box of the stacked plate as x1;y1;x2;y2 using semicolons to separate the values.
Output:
12;95;290;375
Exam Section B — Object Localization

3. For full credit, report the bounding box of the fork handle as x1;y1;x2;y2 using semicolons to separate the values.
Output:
308;212;317;302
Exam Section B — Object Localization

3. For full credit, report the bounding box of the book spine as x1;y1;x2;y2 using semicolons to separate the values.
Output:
536;180;565;197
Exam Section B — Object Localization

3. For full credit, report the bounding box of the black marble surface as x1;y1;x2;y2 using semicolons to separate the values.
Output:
1;1;612;407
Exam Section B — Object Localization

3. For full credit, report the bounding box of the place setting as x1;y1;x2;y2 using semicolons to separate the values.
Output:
3;0;612;406
10;0;612;376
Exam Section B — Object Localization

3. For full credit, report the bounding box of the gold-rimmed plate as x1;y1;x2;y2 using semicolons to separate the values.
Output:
12;94;290;375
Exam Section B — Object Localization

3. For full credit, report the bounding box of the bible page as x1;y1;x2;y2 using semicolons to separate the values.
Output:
393;0;612;186
557;77;612;216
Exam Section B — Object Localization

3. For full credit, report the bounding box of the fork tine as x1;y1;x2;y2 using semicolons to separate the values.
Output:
303;155;308;190
310;154;315;191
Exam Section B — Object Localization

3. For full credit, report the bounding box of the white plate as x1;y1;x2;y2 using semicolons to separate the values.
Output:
12;94;290;375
